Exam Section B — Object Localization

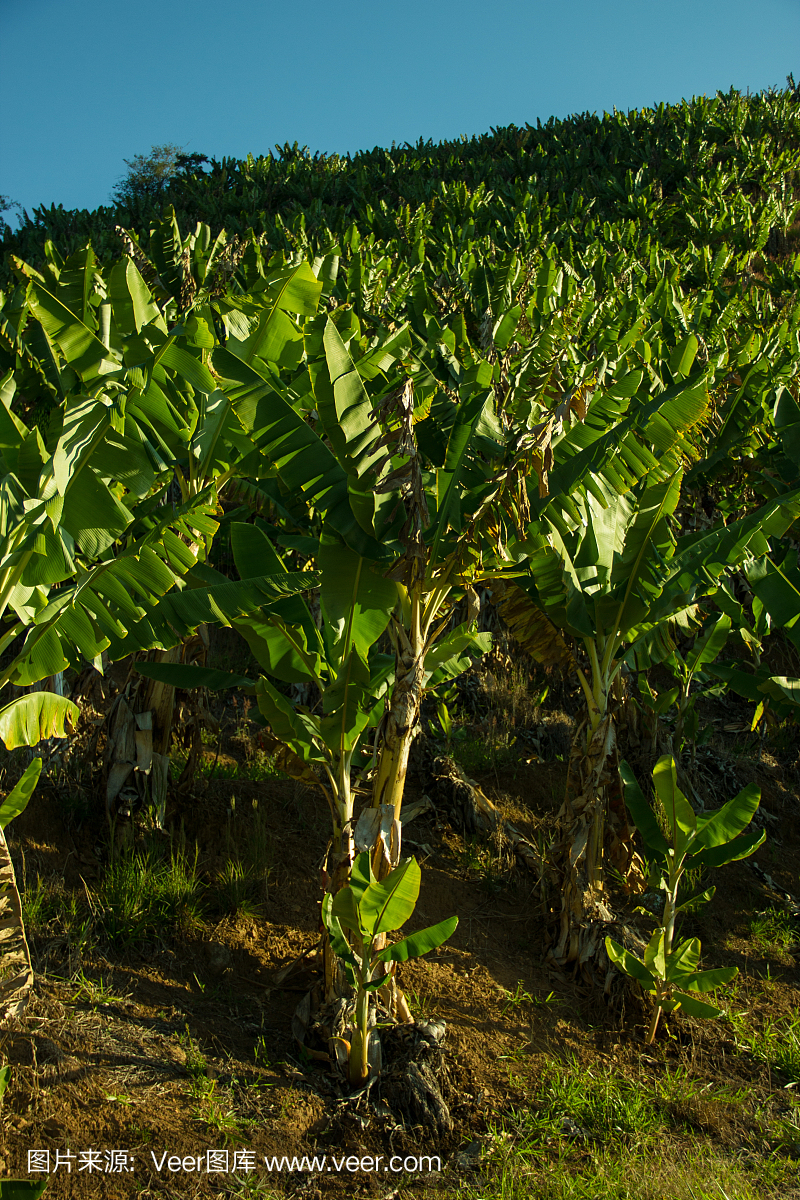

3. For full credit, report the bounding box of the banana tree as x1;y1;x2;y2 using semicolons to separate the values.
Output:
133;519;399;994
213;317;501;813
501;467;687;965
660;612;732;760
706;548;800;732
500;466;800;968
7;230;330;816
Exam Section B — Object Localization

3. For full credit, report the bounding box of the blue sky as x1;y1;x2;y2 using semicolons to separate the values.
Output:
2;0;799;223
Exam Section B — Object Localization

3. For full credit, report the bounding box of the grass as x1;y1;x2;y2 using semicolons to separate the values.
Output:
95;843;203;947
181;1028;244;1143
453;727;518;778
22;801;275;960
729;1004;800;1084
532;1058;667;1146
749;907;798;953
215;858;263;918
448;1055;799;1200
228;1177;280;1199
452;1145;783;1200
430;660;552;779
69;970;130;1009
170;746;286;783
22;873;92;955
215;797;274;916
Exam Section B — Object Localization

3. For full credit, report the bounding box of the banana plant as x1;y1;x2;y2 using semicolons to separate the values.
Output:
706;549;800;733
214;317;502;859
607;756;763;1043
5;231;330;816
501;465;687;965
134;518;403;996
661;612;732;759
501;461;800;967
0;362;225;741
321;851;457;1085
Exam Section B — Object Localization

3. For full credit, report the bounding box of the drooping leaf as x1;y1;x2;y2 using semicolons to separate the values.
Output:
620;759;669;857
134;663;253;691
27;281;121;381
685;966;738;992
376;915;459;963
691;826;765;869
0;693;80;751
605;937;656;991
693;783;760;851
492;581;576;670
671;990;723;1019
0;759;42;829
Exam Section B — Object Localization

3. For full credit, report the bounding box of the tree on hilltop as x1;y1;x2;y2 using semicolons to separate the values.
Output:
111;144;208;208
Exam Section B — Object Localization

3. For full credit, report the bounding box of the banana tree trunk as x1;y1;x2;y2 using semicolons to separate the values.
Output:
0;823;33;1021
370;604;426;877
135;645;181;825
549;667;641;968
322;763;355;1001
105;646;181;830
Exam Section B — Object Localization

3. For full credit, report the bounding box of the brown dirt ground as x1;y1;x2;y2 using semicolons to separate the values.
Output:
2;675;800;1199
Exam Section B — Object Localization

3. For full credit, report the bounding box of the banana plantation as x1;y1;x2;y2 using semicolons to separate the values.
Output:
2;83;800;1199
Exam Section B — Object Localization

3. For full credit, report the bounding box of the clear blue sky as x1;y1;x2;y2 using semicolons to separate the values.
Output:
2;0;799;223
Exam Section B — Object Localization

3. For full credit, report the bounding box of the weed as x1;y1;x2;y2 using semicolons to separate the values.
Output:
215;859;261;918
406;987;430;1018
96;845;203;947
452;1055;794;1199
253;1037;272;1068
22;874;64;933
731;1007;800;1083
457;835;507;893
171;748;285;783
70;971;129;1009
229;1176;280;1199
535;1058;665;1146
749;907;798;952
531;990;560;1009
180;1028;244;1143
454;1143;777;1199
214;797;274;916
501;982;534;1015
455;727;517;779
22;873;92;955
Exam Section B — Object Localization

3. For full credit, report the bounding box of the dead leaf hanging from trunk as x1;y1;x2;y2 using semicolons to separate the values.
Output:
0;824;33;1022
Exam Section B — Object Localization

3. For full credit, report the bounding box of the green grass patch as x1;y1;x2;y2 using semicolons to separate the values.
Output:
749;907;798;953
731;1006;800;1084
450;1055;798;1200
96;844;203;947
170;748;286;783
453;1144;783;1200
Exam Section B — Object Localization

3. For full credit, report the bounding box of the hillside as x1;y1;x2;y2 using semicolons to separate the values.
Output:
1;82;800;1200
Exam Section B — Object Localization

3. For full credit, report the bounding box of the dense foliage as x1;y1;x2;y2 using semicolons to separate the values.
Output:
2;80;800;1057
